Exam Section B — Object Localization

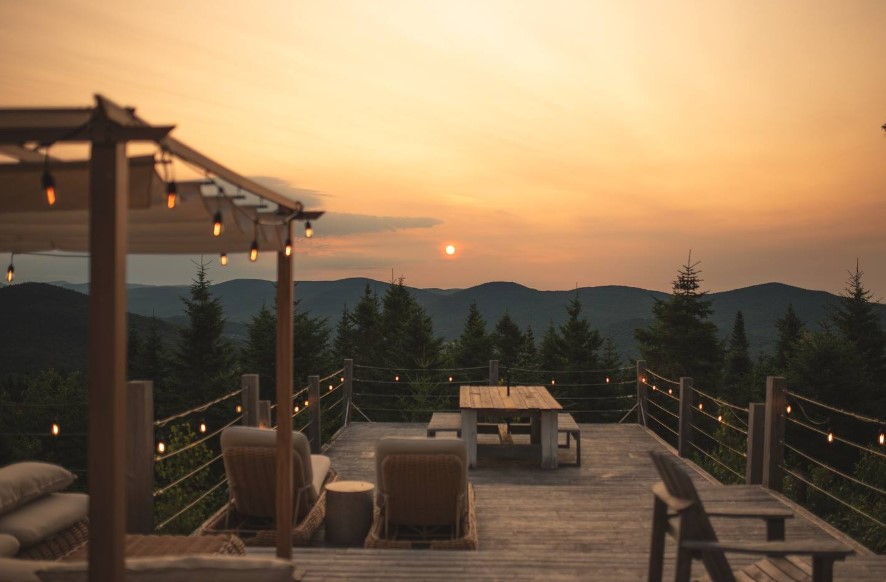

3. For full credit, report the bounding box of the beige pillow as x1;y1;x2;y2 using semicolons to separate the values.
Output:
0;493;88;548
0;463;75;516
0;557;54;582
36;555;297;582
0;533;21;557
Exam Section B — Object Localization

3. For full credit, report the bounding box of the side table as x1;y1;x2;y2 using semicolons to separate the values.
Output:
325;480;375;546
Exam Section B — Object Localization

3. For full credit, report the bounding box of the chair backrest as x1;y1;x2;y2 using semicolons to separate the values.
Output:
220;426;314;520
648;451;734;581
375;437;468;527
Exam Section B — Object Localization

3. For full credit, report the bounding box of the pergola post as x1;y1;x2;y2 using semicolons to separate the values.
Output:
87;135;128;582
275;249;294;559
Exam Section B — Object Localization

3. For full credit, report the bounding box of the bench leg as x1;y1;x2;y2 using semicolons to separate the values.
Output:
574;431;581;466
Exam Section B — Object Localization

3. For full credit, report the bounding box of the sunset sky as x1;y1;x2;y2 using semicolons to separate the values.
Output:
1;1;884;294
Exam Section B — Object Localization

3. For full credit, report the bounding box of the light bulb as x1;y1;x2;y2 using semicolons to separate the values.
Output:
249;239;258;262
5;264;13;283
284;238;292;256
786;404;792;415
328;385;333;391
212;212;223;237
717;415;723;423
42;170;56;206
166;181;177;209
51;422;59;436
448;376;453;382
294;405;300;413
220;253;228;266
198;419;207;433
235;404;242;414
668;388;673;395
156;439;166;455
551;379;556;385
394;375;400;381
605;377;610;383
698;402;703;411
827;431;834;444
305;221;313;238
304;400;309;407
879;432;885;446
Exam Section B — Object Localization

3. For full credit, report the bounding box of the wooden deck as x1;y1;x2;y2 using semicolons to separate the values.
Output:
251;422;886;581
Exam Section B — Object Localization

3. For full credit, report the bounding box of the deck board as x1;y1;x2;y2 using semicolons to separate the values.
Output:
250;422;886;581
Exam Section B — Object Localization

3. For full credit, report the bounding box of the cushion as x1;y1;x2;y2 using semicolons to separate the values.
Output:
0;533;21;557
36;555;296;582
309;454;331;499
0;557;54;582
0;463;75;516
0;493;88;548
374;437;468;493
220;426;315;492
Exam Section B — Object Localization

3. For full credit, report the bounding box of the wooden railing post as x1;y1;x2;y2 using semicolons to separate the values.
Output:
636;360;647;427
308;375;321;453
125;380;153;534
343;359;354;426
746;402;766;485
241;374;259;427
489;360;499;386
763;376;786;492
678;377;693;458
257;400;271;429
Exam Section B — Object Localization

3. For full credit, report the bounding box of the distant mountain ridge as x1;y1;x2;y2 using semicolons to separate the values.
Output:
22;279;886;369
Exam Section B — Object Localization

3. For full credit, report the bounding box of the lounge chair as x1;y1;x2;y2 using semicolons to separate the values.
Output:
647;450;853;582
200;426;336;547
364;437;477;550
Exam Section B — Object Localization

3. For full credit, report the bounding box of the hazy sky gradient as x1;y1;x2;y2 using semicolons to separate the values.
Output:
1;1;884;293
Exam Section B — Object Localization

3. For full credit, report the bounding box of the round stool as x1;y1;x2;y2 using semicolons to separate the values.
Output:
325;480;375;546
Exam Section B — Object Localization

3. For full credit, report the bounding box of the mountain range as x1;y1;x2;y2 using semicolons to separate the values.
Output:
3;278;883;376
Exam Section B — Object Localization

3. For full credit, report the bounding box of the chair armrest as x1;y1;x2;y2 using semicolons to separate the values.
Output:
652;482;694;512
703;505;793;520
680;539;854;559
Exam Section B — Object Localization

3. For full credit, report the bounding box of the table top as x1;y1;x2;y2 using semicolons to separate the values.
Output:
326;480;375;493
459;385;562;412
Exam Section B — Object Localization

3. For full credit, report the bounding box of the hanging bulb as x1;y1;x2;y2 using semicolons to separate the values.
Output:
198;418;207;434
249;239;259;262
42;152;56;206
212;212;223;237
305;221;313;238
328;385;333;391
551;378;556;385
294;405;300;413
717;415;723;423
284;237;293;257
156;434;167;455
448;376;453;382
220;253;228;266
786;404;792;415
668;388;673;395
166;180;177;209
51;421;60;436
698;402;703;411
879;430;885;446
303;399;309;407
394;375;400;382
605;376;610;384
5;262;13;283
235;403;242;414
826;431;834;444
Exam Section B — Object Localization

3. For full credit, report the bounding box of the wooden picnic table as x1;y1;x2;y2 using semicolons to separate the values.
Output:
459;385;562;469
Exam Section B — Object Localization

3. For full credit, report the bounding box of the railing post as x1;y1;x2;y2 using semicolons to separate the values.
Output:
746;402;766;485
489;360;499;386
343;359;354;426
636;360;647;427
763;376;786;492
125;380;153;534
257;400;271;428
241;374;259;427
308;375;321;453
678;377;693;458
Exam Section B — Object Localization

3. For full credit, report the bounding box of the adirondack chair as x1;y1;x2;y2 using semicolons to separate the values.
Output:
647;451;854;582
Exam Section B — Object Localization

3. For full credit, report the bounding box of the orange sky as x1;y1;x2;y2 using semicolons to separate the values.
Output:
1;1;885;293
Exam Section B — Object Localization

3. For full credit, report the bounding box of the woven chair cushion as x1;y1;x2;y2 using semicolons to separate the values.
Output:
221;426;315;491
35;555;296;582
0;532;21;556
0;493;88;548
0;463;75;517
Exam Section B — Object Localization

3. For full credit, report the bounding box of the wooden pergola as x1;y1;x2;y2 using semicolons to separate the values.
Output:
0;95;322;580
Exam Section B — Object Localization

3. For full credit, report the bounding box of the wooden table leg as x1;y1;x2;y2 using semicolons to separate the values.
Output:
462;409;477;469
540;410;557;469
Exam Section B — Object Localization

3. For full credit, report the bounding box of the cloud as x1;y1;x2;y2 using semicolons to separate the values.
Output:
249;175;442;236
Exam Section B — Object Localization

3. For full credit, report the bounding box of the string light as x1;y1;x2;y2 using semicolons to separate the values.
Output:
328;385;333;391
448;376;453;382
605;376;610;384
50;420;60;436
305;221;313;239
653;384;658;391
698;402;704;411
394;375;400;382
156;433;167;455
717;415;723;423
786;404;792;415
879;429;885;447
42;150;56;206
220;253;228;266
249;239;259;262
284;237;293;257
551;378;556;385
235;403;242;414
198;418;207;434
668;388;673;395
166;180;177;209
340;377;345;383
826;430;834;444
293;405;300;413
641;375;647;384
5;254;13;283
212;211;223;237
304;399;309;407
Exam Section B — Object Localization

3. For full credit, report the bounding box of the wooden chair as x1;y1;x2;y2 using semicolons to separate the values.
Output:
647;450;853;582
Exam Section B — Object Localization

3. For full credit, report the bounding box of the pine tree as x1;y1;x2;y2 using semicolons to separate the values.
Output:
138;317;172;416
380;277;441;369
539;323;565;374
332;305;356;363
774;304;805;371
240;304;277;401
170;262;237;408
127;327;142;380
451;303;493;368
722;311;753;403
294;301;332;388
558;295;603;374
351;285;382;366
492;312;525;368
634;256;723;388
831;263;886;377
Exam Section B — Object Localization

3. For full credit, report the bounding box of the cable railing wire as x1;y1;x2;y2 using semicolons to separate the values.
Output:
318;368;346;385
155;415;242;463
693;406;749;436
354;363;488;372
689;441;745;481
690;423;747;459
781;466;886;529
787;416;886;460
644;369;680;385
154;389;242;428
692;387;750;414
153;453;223;498
155;476;227;531
783;442;886;497
787;391;886;426
647;397;680;420
511;365;633;374
645;412;679;437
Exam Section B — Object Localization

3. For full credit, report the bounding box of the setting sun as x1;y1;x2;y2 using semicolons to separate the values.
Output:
445;245;456;256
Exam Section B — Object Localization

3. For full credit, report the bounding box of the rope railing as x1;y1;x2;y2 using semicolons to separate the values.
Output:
787;390;886;426
353;377;489;385
320;381;345;399
692;387;750;414
692;405;749;436
318;368;346;385
155;476;227;531
154;389;242;428
643;369;680;385
354;363;488;372
511;365;633;374
787;416;886;460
